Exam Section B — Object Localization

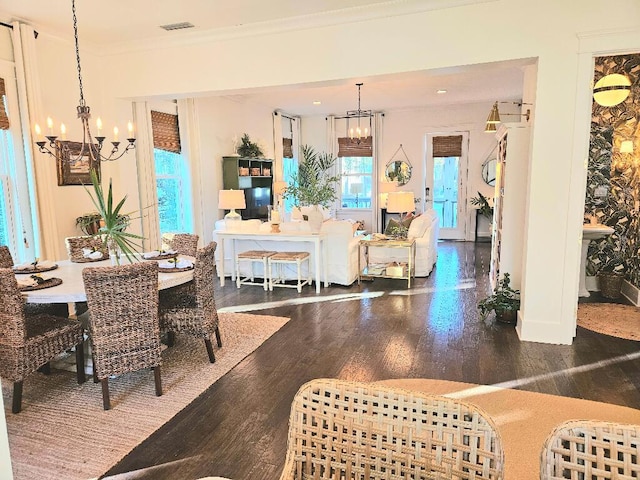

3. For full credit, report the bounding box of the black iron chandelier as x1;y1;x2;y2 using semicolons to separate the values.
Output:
345;83;372;144
33;0;135;162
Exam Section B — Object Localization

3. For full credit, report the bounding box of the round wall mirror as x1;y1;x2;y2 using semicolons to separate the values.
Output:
385;161;412;186
481;157;497;186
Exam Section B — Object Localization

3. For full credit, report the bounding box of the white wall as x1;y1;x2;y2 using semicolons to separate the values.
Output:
193;95;274;242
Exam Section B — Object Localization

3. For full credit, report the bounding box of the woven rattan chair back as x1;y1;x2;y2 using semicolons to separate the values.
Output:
279;379;505;480
65;236;105;262
0;268;85;413
0;268;28;347
540;420;640;479
83;261;162;409
159;241;221;363
162;233;199;257
0;245;13;268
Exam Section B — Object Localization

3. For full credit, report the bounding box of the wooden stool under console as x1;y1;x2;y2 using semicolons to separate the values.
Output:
235;250;277;291
268;251;312;293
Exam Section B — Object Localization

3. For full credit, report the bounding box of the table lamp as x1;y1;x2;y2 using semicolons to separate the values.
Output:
350;182;363;207
387;191;414;223
218;189;246;229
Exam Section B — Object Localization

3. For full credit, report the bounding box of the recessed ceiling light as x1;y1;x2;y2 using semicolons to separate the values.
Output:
313;101;321;105
436;89;447;94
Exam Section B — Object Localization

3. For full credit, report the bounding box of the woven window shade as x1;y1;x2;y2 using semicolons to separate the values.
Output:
338;136;372;157
151;110;181;153
283;137;293;158
0;78;9;130
433;135;462;157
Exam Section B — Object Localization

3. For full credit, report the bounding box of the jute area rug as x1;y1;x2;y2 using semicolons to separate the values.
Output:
381;379;640;479
2;312;288;480
577;302;640;341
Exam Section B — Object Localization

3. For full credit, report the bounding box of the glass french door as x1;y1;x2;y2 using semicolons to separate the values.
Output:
426;132;468;240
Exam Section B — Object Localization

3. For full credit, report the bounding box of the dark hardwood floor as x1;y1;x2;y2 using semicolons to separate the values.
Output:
104;241;640;480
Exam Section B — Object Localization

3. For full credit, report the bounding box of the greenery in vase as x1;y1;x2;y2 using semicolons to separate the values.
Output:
236;133;264;158
478;273;520;321
283;145;340;208
470;191;494;219
84;169;143;264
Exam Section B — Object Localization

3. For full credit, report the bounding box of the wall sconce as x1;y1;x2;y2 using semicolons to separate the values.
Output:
593;73;631;107
484;101;532;133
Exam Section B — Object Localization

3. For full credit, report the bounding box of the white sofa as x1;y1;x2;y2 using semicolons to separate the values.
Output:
212;219;361;286
370;209;439;277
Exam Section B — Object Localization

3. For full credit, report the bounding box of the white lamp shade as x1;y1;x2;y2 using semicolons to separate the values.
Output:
273;181;287;195
387;191;414;214
349;182;364;195
218;189;246;210
621;140;634;154
593;74;631;107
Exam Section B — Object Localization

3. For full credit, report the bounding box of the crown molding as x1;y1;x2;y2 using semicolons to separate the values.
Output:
99;0;496;57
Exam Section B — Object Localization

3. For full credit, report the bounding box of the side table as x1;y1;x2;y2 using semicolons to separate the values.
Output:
358;236;416;288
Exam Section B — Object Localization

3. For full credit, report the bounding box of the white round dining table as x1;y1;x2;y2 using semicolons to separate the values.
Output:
17;257;195;304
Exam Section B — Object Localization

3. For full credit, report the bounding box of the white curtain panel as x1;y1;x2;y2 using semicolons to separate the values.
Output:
373;112;384;232
133;101;160;251
12;22;53;259
176;98;200;238
272;111;284;181
292;116;301;162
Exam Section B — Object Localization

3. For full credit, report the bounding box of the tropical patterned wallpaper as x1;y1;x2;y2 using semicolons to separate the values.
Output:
586;54;640;286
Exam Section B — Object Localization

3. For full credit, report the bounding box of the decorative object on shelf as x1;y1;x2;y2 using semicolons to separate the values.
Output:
344;83;372;144
385;144;413;186
470;191;494;219
33;0;135;164
484;101;532;132
386;191;414;239
593;73;631;107
478;272;520;324
283;145;340;209
218;189;246;227
84;169;142;265
236;133;264;158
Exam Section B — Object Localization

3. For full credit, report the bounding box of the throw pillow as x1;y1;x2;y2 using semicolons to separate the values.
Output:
384;216;413;236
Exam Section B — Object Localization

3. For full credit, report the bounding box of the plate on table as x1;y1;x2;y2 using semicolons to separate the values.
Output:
158;265;194;273
143;250;178;260
13;264;58;274
73;253;109;263
18;277;63;291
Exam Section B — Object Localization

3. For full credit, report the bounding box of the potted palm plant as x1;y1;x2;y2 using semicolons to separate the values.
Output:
478;273;521;324
84;169;143;264
283;145;340;231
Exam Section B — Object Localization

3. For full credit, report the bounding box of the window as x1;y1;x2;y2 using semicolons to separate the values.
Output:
151;110;192;234
340;156;373;209
282;153;298;213
154;148;184;233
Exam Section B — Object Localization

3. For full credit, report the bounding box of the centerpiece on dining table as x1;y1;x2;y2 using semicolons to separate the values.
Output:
84;169;143;265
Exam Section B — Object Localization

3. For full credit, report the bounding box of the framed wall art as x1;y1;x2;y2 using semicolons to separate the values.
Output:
56;140;100;186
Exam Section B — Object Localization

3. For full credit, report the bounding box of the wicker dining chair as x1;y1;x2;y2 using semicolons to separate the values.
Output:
540;419;640;479
279;379;505;480
0;268;86;413
161;233;199;257
0;245;69;317
65;235;107;262
158;241;221;363
82;261;162;410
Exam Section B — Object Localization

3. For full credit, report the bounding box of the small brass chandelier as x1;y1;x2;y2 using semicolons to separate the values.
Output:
33;0;135;162
346;83;372;144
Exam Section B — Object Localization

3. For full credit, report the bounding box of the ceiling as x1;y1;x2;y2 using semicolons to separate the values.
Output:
0;0;528;116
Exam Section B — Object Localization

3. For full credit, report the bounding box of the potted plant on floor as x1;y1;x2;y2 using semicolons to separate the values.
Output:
478;273;521;324
283;144;340;231
84;169;142;264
